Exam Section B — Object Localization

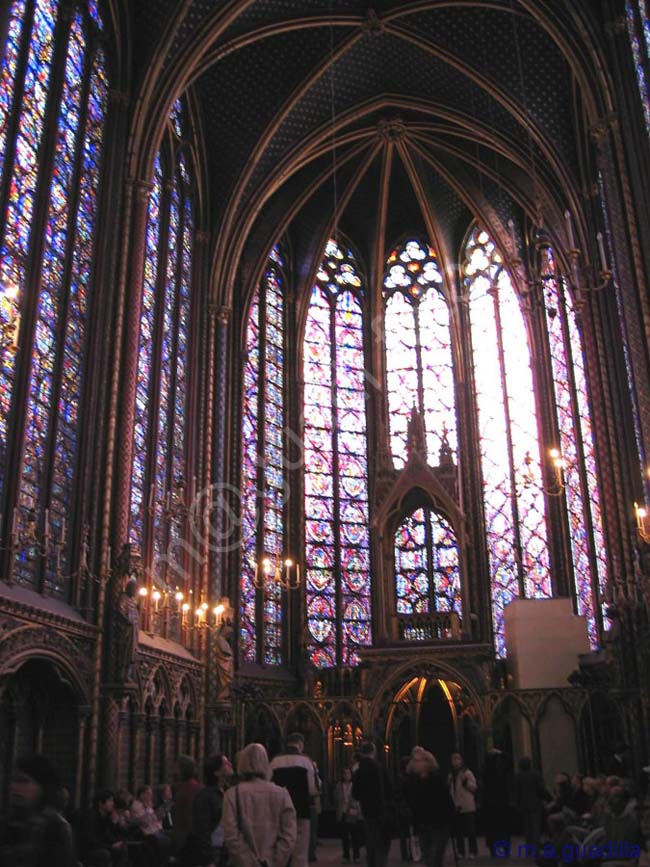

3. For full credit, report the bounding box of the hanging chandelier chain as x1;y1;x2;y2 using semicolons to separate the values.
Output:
329;0;339;242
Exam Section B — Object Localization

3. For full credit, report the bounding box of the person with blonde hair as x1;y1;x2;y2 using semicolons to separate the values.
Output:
223;743;297;867
405;747;454;867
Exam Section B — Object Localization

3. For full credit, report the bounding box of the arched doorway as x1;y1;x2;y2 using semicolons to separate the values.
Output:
0;658;86;808
384;676;478;776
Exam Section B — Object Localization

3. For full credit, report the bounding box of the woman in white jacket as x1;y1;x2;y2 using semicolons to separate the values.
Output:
223;743;297;867
448;752;478;859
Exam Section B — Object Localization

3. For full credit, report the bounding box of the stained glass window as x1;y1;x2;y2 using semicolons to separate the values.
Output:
394;507;461;636
463;225;551;655
304;239;371;668
627;0;650;135
384;240;456;469
0;1;107;593
128;103;195;596
541;248;607;646
240;253;285;666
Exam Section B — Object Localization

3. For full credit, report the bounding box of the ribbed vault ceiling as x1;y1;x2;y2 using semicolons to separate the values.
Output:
127;0;609;305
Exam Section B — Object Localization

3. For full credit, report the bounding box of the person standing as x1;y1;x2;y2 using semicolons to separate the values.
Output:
186;753;234;867
335;767;362;863
513;757;548;848
269;733;318;867
352;740;393;867
0;754;76;867
404;747;454;867
482;749;511;858
448;752;478;859
223;743;297;867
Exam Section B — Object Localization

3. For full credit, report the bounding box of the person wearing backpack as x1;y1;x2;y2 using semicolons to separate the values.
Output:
448;752;478;859
352;740;393;867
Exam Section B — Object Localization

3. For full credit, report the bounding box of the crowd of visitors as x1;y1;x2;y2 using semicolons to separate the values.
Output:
0;740;646;867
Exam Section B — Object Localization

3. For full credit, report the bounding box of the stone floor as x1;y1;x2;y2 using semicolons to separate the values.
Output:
311;835;521;867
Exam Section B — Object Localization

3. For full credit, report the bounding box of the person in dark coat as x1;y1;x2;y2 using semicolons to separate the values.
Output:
352;740;393;867
404;747;455;867
78;789;129;867
185;753;233;867
513;757;548;847
482;749;511;857
0;754;76;867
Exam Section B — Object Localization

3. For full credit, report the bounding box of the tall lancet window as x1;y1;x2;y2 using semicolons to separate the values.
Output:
626;0;650;135
304;240;371;668
463;225;551;655
129;100;195;589
240;245;285;666
0;0;107;592
542;248;607;645
384;240;456;469
394;507;461;638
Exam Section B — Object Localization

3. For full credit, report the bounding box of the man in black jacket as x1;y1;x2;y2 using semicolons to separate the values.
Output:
270;733;318;867
352;740;393;867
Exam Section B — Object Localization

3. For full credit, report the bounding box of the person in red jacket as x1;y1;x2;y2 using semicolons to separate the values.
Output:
172;755;202;858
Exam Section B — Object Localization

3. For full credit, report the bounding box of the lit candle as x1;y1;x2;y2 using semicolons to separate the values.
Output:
565;209;575;249
285;558;293;586
596;231;608;273
153;590;161;611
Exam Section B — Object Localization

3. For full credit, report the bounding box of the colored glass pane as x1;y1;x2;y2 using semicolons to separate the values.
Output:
627;1;650;135
269;244;284;266
240;290;260;661
87;0;103;28
305;240;371;668
394;507;461;635
384;240;455;468
464;225;550;655
153;175;180;561
0;0;27;184
0;0;57;487
171;98;183;138
541;244;609;647
50;46;107;587
240;255;286;665
17;13;85;590
263;266;284;665
130;154;162;542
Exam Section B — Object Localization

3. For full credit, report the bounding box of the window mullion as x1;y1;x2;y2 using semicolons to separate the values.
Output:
557;282;603;635
423;507;436;613
2;5;72;582
142;177;172;575
490;281;526;598
330;292;343;667
37;28;93;597
257;283;265;658
0;0;35;249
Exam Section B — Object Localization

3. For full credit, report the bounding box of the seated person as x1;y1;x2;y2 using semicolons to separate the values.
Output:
78;790;128;867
